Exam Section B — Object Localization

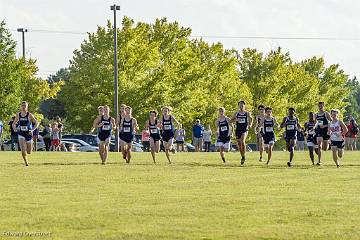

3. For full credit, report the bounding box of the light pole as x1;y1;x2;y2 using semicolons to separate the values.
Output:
111;4;120;151
17;28;28;59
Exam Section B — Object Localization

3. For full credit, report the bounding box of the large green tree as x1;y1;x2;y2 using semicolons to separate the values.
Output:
0;21;61;126
60;17;251;132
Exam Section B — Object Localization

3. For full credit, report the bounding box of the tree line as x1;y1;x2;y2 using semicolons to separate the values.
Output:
0;17;358;140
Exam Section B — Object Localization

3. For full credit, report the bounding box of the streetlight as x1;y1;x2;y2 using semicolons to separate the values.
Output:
110;4;120;151
17;28;28;59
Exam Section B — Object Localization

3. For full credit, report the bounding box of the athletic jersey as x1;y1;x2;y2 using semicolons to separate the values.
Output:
218;118;230;139
284;116;298;138
149;119;160;136
329;120;343;141
122;118;133;135
162;116;173;133
263;118;275;135
305;121;316;142
99;116;112;135
18;112;32;136
235;111;248;132
316;112;329;129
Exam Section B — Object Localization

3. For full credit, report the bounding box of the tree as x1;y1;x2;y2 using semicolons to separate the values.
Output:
60;17;252;133
40;68;69;119
0;21;61;125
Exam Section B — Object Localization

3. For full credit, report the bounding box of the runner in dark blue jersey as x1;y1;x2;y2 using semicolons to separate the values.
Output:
315;102;332;165
12;101;39;166
259;107;279;165
215;107;233;163
119;106;139;163
304;112;318;165
231;100;253;165
280;107;301;167
160;106;180;164
145;110;161;164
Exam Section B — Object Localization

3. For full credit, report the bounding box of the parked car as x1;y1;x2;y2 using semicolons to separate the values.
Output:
61;140;81;152
185;142;195;152
62;134;98;146
1;139;45;151
62;138;98;152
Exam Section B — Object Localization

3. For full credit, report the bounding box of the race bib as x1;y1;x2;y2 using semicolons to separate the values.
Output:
287;125;295;130
20;126;28;131
308;130;315;135
266;127;273;132
220;126;228;131
123;127;131;133
150;129;158;134
317;120;323;126
102;125;111;130
238;118;246;123
164;125;172;130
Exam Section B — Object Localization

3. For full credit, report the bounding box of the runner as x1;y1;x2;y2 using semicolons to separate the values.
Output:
160;106;180;164
314;102;332;165
304;112;318;165
259;107;279;165
145;110;161;163
280;107;301;167
328;109;348;168
231;100;253;165
215;107;233;163
12;101;39;166
255;105;266;161
93;105;116;164
116;104;127;153
119;106;138;163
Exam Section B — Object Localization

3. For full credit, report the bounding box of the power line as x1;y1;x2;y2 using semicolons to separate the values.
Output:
8;28;360;41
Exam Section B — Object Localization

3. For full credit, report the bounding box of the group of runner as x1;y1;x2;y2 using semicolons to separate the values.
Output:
11;101;349;168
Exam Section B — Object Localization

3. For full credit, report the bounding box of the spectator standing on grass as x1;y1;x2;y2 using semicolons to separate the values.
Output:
297;127;305;151
141;128;150;152
56;117;63;146
175;124;186;152
8;116;20;151
50;122;61;151
192;119;204;152
203;124;212;152
345;117;358;151
42;124;52;151
32;126;39;151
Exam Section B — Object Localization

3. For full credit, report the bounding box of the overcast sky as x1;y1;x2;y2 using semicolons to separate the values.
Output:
1;0;359;79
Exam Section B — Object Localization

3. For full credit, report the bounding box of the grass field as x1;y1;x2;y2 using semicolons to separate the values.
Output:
1;151;360;240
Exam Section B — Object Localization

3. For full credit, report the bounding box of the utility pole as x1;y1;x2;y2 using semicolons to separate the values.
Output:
17;28;28;59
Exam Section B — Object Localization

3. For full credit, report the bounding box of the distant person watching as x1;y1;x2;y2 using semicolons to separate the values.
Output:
192;119;204;152
141;128;150;152
8;116;20;151
345;117;358;151
203;124;212;152
42;123;52;151
175;125;186;152
296;127;305;151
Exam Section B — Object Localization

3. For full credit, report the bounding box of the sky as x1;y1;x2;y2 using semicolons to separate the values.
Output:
0;0;359;79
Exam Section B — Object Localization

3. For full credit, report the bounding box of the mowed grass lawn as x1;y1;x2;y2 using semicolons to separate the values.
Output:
0;151;360;240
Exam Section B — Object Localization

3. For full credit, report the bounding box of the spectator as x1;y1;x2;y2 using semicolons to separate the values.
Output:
56;117;63;145
192;119;204;152
141;128;150;152
175;124;186;152
42;124;52;151
203;124;212;152
50;122;61;151
345;117;358;151
32;125;39;151
296;128;305;151
8;116;20;151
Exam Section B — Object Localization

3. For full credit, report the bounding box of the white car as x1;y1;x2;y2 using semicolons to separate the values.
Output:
62;138;99;152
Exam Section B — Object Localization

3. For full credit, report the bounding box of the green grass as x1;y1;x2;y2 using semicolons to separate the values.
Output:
0;151;360;240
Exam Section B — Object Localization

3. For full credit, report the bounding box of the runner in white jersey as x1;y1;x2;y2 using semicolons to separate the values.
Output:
328;109;348;168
